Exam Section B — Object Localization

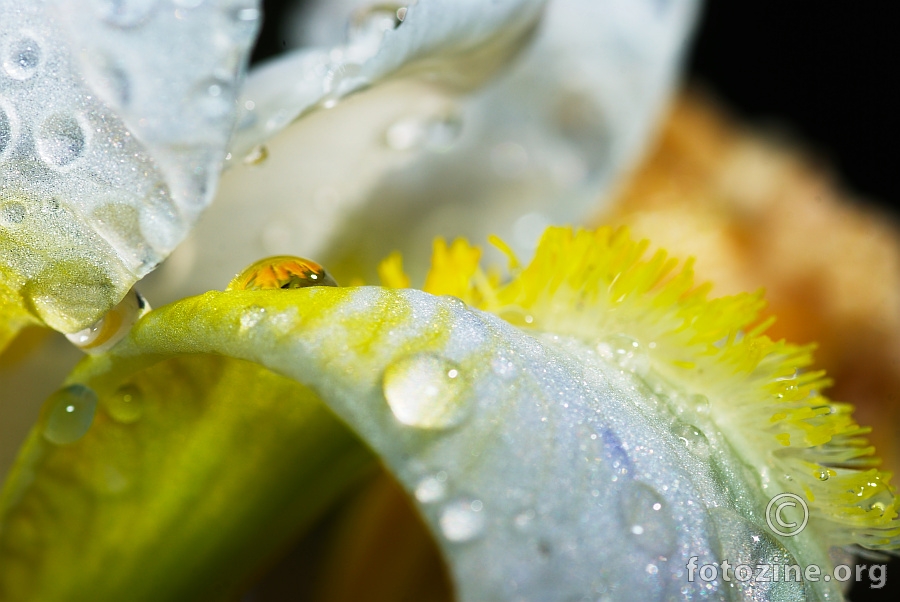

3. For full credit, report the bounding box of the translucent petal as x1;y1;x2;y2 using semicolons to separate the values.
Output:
0;353;374;600
0;0;260;332
1;287;842;600
146;0;699;301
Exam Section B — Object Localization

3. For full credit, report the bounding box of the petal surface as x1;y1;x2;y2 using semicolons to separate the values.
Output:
1;284;842;601
0;0;260;332
146;0;700;301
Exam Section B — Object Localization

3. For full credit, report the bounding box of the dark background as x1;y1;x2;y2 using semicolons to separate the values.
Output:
251;2;900;599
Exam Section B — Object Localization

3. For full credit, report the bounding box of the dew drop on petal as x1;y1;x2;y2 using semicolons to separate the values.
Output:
598;334;649;375
3;36;42;80
36;114;87;167
43;384;99;445
107;383;144;424
671;421;711;459
65;287;149;353
415;471;448;503
383;354;471;429
619;482;676;556
439;497;486;542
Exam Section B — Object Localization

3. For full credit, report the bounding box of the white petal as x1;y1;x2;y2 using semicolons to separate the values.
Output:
0;0;259;331
147;0;699;301
93;287;840;600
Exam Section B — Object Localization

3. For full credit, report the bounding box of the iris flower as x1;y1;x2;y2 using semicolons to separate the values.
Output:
0;1;897;601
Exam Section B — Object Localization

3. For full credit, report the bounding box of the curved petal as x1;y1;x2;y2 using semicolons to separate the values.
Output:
0;0;260;332
145;0;700;302
0;352;375;601
1;284;843;600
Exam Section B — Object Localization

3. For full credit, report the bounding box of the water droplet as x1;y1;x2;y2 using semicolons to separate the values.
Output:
36;114;87;167
240;305;266;330
3;37;42;80
416;472;448;503
383;354;471;429
139;183;182;252
597;334;649;375
229;256;338;290
97;0;159;28
43;385;99;445
690;394;710;415
439;497;486;542
816;468;831;481
65;288;148;354
0;104;12;156
671;421;711;459
196;78;235;121
619;482;676;556
242;144;268;165
107;384;144;424
0;202;25;226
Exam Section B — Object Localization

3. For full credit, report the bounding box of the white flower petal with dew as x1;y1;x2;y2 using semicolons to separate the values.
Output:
146;0;699;301
0;0;261;332
27;284;838;601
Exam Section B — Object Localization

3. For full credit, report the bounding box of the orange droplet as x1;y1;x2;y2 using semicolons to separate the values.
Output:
227;256;339;291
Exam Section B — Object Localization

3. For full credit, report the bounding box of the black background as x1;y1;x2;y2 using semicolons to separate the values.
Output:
251;2;900;599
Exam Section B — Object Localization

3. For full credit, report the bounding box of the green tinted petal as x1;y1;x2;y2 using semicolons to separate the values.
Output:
0;354;374;601
1;286;844;601
0;0;260;332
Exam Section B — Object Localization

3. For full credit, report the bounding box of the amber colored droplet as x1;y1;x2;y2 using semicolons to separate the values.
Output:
228;256;339;291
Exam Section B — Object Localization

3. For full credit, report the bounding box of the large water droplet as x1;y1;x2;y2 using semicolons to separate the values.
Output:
107;383;144;424
97;0;159;28
415;471;448;503
439;497;486;542
619;482;676;556
671;421;711;459
3;37;42;80
65;288;148;354
43;385;99;445
597;334;649;375
36;114;87;167
383;354;471;429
